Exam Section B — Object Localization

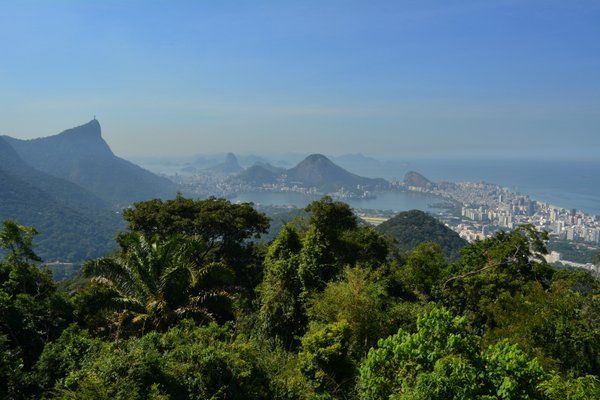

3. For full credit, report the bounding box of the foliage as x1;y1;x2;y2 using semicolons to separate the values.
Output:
257;206;308;243
0;334;25;400
299;321;355;398
394;242;447;301
376;210;467;260
0;220;42;264
305;196;357;240
82;234;234;337
441;224;553;327
540;375;600;400
32;325;103;392
485;281;600;376
0;221;75;399
357;307;550;400
122;194;269;243
307;267;391;357
298;226;335;293
1;197;599;400
121;195;270;291
50;322;273;400
257;225;306;346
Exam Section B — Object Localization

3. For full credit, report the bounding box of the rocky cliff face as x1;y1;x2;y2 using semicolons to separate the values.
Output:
404;171;434;189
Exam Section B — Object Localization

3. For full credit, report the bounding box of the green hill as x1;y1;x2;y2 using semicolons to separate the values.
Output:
376;210;466;259
0;138;121;262
286;154;389;192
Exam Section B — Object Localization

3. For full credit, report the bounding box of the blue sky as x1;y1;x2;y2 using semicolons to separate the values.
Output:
0;0;599;158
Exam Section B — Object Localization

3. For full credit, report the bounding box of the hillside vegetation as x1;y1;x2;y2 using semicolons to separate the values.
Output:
0;137;121;261
377;209;467;259
0;120;179;261
1;196;598;399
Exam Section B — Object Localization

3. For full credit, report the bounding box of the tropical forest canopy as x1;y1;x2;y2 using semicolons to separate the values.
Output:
1;195;599;400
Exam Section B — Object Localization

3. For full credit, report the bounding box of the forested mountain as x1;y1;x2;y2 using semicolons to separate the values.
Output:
287;154;389;191
3;120;177;207
0;137;107;210
0;137;120;261
0;120;176;261
377;209;467;259
234;153;389;192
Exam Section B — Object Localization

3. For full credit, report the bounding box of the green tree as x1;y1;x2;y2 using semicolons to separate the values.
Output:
551;268;600;296
357;307;551;400
305;196;357;240
297;226;334;293
122;195;270;291
298;321;355;398
82;234;234;337
442;225;553;327
32;325;103;393
0;334;25;400
339;226;389;267
0;220;41;264
50;322;273;400
485;282;599;376
257;225;306;346
122;195;269;242
395;242;447;301
0;220;73;399
307;267;390;357
540;375;600;400
304;197;388;268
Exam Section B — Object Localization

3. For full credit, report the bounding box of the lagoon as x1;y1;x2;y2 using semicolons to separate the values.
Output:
231;190;447;212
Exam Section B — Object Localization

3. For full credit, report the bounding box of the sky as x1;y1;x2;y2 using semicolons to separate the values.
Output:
0;0;599;158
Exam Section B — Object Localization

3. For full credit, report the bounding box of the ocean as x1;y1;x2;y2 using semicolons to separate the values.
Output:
396;158;600;216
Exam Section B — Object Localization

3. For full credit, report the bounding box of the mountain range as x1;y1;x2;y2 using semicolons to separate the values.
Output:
0;120;178;262
3;120;177;207
233;153;389;192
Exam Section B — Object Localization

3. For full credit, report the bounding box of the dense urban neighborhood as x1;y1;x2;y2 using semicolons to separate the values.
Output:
397;179;600;273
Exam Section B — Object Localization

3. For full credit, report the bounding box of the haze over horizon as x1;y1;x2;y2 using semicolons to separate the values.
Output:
1;1;599;159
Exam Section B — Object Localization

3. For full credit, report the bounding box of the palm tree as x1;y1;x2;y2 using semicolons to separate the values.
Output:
83;234;234;337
